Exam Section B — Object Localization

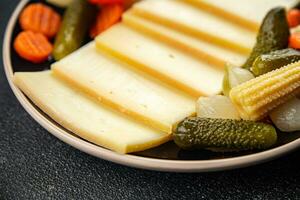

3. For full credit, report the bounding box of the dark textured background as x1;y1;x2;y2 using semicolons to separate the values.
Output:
1;1;300;199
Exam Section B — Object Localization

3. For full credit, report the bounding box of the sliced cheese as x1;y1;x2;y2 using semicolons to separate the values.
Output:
123;11;247;67
52;42;196;134
131;0;256;54
13;71;171;154
186;0;298;31
96;24;224;97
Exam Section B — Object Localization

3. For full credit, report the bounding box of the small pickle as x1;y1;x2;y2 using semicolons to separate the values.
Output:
242;7;290;69
174;117;277;151
53;0;96;60
252;48;300;76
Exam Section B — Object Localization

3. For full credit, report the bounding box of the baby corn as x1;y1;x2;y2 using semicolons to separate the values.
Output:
230;61;300;120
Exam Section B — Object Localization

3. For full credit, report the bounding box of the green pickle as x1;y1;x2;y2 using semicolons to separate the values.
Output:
242;7;290;69
53;0;96;60
174;117;277;151
251;48;300;76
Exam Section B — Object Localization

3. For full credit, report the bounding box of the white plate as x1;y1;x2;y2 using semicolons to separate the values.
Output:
3;0;300;172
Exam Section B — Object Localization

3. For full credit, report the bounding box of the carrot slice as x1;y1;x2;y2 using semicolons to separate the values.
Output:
14;31;53;63
19;3;61;38
287;9;300;28
90;4;123;38
289;32;300;49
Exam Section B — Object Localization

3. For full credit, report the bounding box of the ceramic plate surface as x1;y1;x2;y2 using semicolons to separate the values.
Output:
3;0;300;172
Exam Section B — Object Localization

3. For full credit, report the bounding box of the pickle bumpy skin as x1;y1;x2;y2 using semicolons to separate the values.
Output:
174;117;277;151
53;0;96;60
252;48;300;76
242;7;289;69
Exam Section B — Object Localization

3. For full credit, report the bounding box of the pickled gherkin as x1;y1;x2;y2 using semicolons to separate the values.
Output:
174;117;277;151
53;0;96;60
251;48;300;76
242;7;290;69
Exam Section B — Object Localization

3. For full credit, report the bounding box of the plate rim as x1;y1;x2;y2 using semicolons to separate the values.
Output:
3;0;300;173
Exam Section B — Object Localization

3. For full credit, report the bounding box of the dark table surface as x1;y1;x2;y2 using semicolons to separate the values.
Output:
1;1;300;199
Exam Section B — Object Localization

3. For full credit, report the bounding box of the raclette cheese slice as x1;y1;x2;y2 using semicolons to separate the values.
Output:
96;24;224;97
123;11;247;67
186;0;298;32
52;42;196;134
13;71;171;154
131;0;256;54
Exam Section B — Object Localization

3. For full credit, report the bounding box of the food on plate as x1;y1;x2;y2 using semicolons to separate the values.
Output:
230;61;300;121
52;42;196;133
123;0;139;9
53;0;96;60
95;24;223;97
196;95;240;119
123;11;247;67
12;0;300;155
90;4;123;38
291;24;300;34
174;117;277;151
287;9;300;28
222;64;254;96
130;0;256;54
185;0;298;31
14;31;53;63
270;97;300;132
251;48;300;76
242;7;290;69
13;71;171;154
46;0;73;7
289;32;300;49
19;3;61;38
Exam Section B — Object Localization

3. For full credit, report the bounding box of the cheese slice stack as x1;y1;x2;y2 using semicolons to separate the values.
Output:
14;71;170;154
123;11;247;67
130;0;256;54
52;42;196;133
186;0;298;31
96;24;224;97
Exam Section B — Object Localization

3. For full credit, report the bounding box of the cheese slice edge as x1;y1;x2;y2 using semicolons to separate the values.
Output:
52;42;196;134
185;0;260;32
187;0;298;30
123;11;247;67
131;0;256;55
13;71;171;154
96;24;224;97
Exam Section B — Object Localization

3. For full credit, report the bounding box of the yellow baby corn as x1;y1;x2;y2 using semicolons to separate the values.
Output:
230;61;300;120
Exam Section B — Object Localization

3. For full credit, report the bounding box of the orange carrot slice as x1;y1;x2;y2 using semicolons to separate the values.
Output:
287;9;300;28
90;4;123;38
19;3;61;38
14;31;53;63
289;32;300;49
